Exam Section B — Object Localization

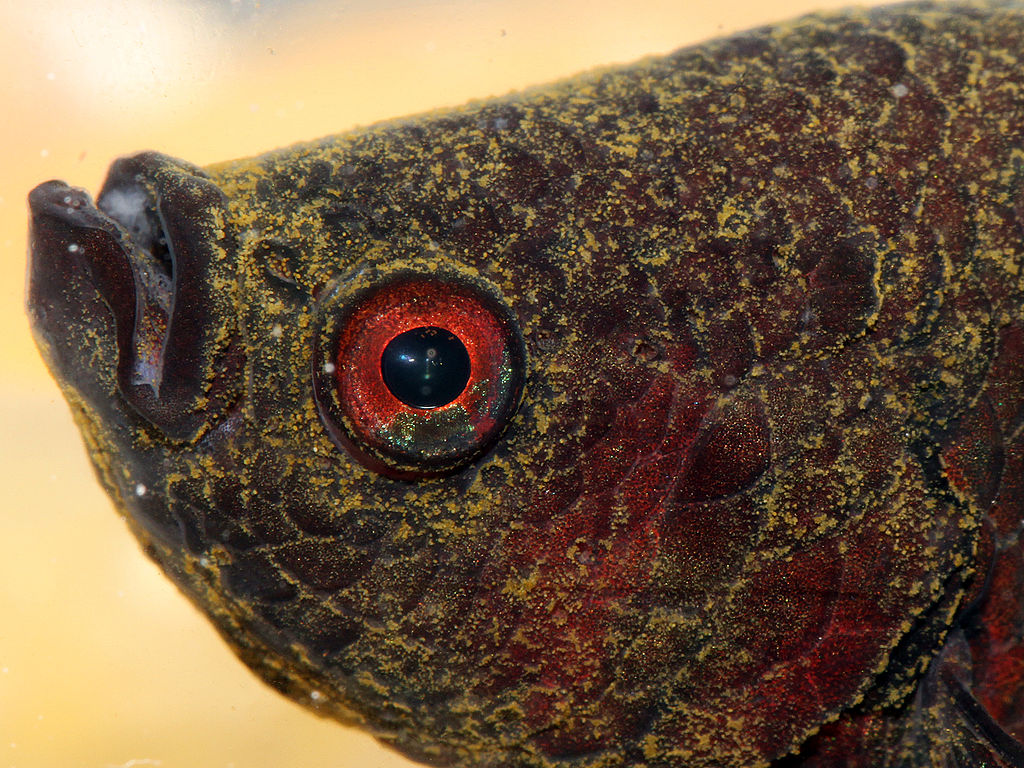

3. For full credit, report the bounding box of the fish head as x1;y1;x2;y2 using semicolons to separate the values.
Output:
26;23;1009;760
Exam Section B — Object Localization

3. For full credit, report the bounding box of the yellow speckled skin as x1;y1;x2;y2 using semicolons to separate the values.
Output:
26;2;1024;766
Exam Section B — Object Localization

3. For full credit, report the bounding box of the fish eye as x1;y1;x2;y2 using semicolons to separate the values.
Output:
312;270;525;478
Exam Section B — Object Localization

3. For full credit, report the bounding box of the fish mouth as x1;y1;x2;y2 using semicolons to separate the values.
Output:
27;152;241;441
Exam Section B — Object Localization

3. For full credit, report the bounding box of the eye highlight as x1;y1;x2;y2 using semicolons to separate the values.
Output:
312;268;525;478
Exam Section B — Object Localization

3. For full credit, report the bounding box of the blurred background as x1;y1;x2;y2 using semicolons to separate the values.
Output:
2;1;892;766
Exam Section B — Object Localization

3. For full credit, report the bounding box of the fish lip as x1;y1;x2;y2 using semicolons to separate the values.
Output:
29;178;123;233
27;178;141;402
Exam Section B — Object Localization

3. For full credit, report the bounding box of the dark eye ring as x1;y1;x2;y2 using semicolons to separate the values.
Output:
312;267;525;478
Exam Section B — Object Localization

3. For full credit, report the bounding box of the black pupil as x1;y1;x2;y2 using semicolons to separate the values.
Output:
381;326;471;409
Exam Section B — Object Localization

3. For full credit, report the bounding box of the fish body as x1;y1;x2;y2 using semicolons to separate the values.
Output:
27;2;1024;766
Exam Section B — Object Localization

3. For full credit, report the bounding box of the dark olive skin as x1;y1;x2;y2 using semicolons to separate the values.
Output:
26;2;1024;766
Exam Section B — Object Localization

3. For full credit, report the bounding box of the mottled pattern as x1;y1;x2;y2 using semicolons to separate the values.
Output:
26;2;1024;766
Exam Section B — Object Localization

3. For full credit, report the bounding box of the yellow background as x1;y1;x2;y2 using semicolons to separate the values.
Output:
1;1;891;766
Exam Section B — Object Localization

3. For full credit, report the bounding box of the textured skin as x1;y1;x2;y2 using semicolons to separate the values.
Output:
25;2;1024;766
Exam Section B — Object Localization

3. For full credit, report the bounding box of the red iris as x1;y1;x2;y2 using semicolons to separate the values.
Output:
313;270;525;478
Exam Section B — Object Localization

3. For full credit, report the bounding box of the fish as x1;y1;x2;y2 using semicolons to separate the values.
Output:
25;2;1024;766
